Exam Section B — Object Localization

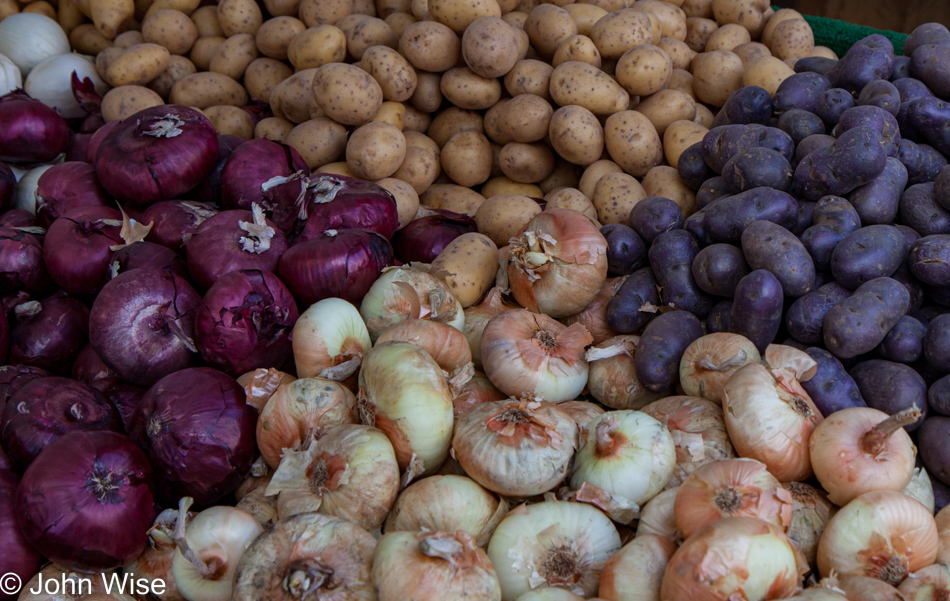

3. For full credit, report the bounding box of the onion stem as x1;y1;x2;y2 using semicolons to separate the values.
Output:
173;497;219;580
863;407;922;456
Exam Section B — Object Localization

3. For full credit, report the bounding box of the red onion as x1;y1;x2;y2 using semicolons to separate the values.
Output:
185;206;288;290
296;174;400;241
221;138;309;230
43;205;123;295
0;226;53;297
89;267;201;387
128;367;257;507
104;381;147;433
1;376;121;466
35;162;111;228
195;269;299;376
278;228;394;306
72;346;147;430
0;365;49;419
0;447;11;471
9;296;89;373
390;210;477;264
0;210;36;228
187;133;246;205
0;90;70;164
0;162;15;212
0;313;7;367
0;470;42;600
85;120;119;164
16;430;155;571
108;241;188;280
65;132;94;162
142;200;218;253
95;105;219;206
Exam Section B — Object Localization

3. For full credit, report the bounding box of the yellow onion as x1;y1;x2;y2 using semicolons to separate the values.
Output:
453;370;508;417
809;407;919;506
237;367;296;411
372;530;502;601
569;411;676;517
585;335;666;410
598;533;677;601
515;590;585;601
232;512;376;601
481;309;592;402
897;564;950;601
360;263;465;340
292;298;372;381
673;458;794;540
782;481;836;569
453;397;578;497
723;362;823;482
660;517;806;601
637;487;681;543
384;474;508;547
558;400;605;433
125;509;191;601
938;503;950;566
376;318;473;373
785;588;848;600
464;287;520;370
641;395;736;488
487;499;622;600
358;340;454;484
561;276;626;345
835;575;906;600
256;378;357;469
235;486;279;527
235;457;273;501
507;208;609;318
817;490;938;585
903;467;935;513
763;344;818;381
679;333;762;403
265;424;399;530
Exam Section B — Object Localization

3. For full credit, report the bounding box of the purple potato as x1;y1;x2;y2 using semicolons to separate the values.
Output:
703;187;799;244
792;127;888;201
772;72;832;115
857;79;901;115
778;109;826;145
683;207;710;245
721;147;793;193
628;197;684;245
605;267;659;333
815;88;855;127
729;269;783;354
902;96;950;155
794;133;836;165
850;359;928;430
634;309;704;393
701;124;794;173
919;416;950;486
924;313;950;373
890;56;911;81
910;44;950;99
833;105;901;157
706;299;732;333
792;200;817;237
900;182;950;236
936;164;950;209
793;56;837;76
826;34;896;94
602;223;647;276
691;243;749;297
898;140;948;185
830;225;907;289
786;282;852;345
741;220;816;298
877;315;927;363
904;23;950;57
893;77;933;103
695;176;730;209
677;142;715;191
849;157;907;225
802;347;867;415
801;195;862;271
649;229;714;317
712;85;772;127
908;234;950;285
930;374;950;415
823;277;911;359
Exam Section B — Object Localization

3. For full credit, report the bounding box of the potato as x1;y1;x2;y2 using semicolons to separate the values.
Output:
684;17;717;52
360;45;417;102
481;177;543;198
475;195;542;246
399;20;461;72
504;59;553;99
70;24;113;55
101;85;164;122
243;58;292;103
549;61;629;116
564;3;606;36
681;0;712;17
384;12;416;36
287;25;345;69
403;105;432;133
141;0;199;20
372;101;406;129
59;0;86;33
406;71;441;113
189;36;225;71
523;4;577;58
548;104;603;166
420;183;486;215
604;110;663;178
316;162;357;177
170;71;248;108
410;0;427;20
657;37;692;70
351;0;375;16
106;43;170;87
614;43;672;97
635;88;696;136
345;16;398;60
579;159;623;200
428;0;499;34
501;9;527;28
663;119;707;167
286;118;348;168
377;0;410;18
499;94;552;144
297;0;350;26
552;34;602;68
760;7;801;47
88;0;135;39
217;0;261;36
204;105;254;138
140;10;195;56
461;16;520;78
147;54;197;98
114;31;146;48
513;28;530;61
711;0;766;32
209;33;258;79
499;142;555;183
743;55;795;96
255;17;306;60
440;67;502;110
691;50;744;107
590;8;653;60
642;165;696;215
254;116;294;141
313;62;383;126
483;100;512;145
191;5;223;36
633;0;687;41
430;233;498;307
392;146;440;194
269;68;316;123
811;46;837;60
592;171;647;224
704;23;750;52
694;103;714;127
333;13;369;37
769;18;813;60
538;159;581;193
441;131;493;188
375;177;420;230
732;41;771;66
545;187;598;220
427;107;483;147
346;121;407;180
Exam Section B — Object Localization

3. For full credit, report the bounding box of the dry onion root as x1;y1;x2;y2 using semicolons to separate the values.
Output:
679;333;761;404
782;481;836;569
585;335;665;410
359;263;465;340
598;533;676;601
291;298;372;381
125;508;192;601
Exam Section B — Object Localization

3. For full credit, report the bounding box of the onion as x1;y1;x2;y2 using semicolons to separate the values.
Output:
783;481;836;569
128;367;258;507
817;490;938;585
0;209;36;228
1;376;122;469
9;297;89;373
185;205;288;290
17;564;114;601
16;430;156;571
237;367;296;411
85;120;119;163
34;162;110;228
896;564;950;600
722;362;823;482
292;297;372;382
65;133;95;163
360;263;465;340
0;14;70;75
481;309;591;402
14;164;55;214
679;333;762;404
232;512;376;601
377;318;473;373
463;287;519;371
372;530;502;601
235;486;279;527
939;503;950;566
0;363;49;417
764;344;819;381
487;499;622;599
637;487;681;542
187;134;247;206
24;54;107;119
0;53;22;96
125;508;191;601
0;226;52;297
0;470;42;600
195;269;299;376
661;517;805;601
453;398;578;498
358;340;455;484
585;335;666;410
278;228;394;306
561;276;625;346
266;424;400;530
598;534;676;601
903;466;935;513
43;205;123;295
296;173;400;241
108;241;188;280
256;377;357;468
142;200;218;253
89;268;201;387
235;456;273;501
0;90;70;164
0;161;15;212
507;208;608;318
71;343;121;392
384;474;508;547
95;105;219;206
835;575;905;600
453;370;508;417
220;138;309;230
515;591;585;601
390;209;477;264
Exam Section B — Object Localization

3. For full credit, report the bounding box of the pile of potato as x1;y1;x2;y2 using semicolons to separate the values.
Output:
14;0;837;232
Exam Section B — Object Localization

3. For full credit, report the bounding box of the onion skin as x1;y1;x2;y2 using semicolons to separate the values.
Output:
0;209;36;228
637;487;681;542
783;481;836;570
359;263;466;340
85;120;120;164
896;564;950;601
390;210;477;264
142;200;218;253
220;138;309;228
109;242;188;280
296;174;400;241
0;90;70;164
599;534;677;601
561;276;626;346
835;575;905;601
586;335;666;410
0;226;54;297
34;161;110;228
0;470;42;600
95;105;219;206
129;367;258;508
16;430;156;571
679;333;762;404
292;297;372;381
0;162;15;213
376;318;472;373
10;297;90;374
938;503;950;566
43;205;123;296
464;288;520;372
0;364;49;418
187;134;246;206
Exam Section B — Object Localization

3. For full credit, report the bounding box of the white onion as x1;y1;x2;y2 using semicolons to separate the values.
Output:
0;13;70;75
25;53;109;119
0;53;22;95
15;164;56;214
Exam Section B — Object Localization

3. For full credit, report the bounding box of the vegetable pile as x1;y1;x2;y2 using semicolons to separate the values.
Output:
1;0;950;599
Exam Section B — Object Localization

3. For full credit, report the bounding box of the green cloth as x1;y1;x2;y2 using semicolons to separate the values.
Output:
771;6;909;57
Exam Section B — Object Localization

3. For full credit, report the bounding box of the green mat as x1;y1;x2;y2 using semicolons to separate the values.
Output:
771;6;909;58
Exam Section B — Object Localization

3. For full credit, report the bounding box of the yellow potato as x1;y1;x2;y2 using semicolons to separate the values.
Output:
243;57;292;103
501;9;527;28
499;142;555;184
430;233;498;307
760;8;801;47
360;45;417;102
58;0;85;34
316;162;357;177
287;25;346;69
615;43;672;97
346;121;407;180
681;0;712;18
345;16;399;60
440;67;502;110
375;177;420;231
428;0;500;34
552;34;602;68
604;110;663;178
694;103;714;128
475;195;542;247
742;55;795;96
642;165;695;215
633;0;687;41
441;131;493;188
350;0;374;17
313;62;384;126
377;0;410;18
548;104;604;166
204;105;254;138
254;117;295;141
563;3;606;37
590;8;653;60
410;72;443;113
504;59;554;100
113;30;146;48
392;146;440;194
810;46;837;60
544;187;598;221
191;5;223;36
691;50;744;107
579;159;623;200
483;99;513;145
462;16;521;78
188;36;225;71
403;105;433;133
101;85;164;121
704;23;750;52
286;118;348;168
499;94;553;144
768;18;813;60
480;177;543;199
398;20;461;72
732;41;771;67
665;67;695;98
216;0;262;36
711;0;767;32
106;43;170;87
141;0;199;19
523;3;577;59
592;171;647;224
420;183;486;216
657;37;692;70
297;0;350;26
538;159;581;193
635;88;696;136
384;12;416;37
169;71;248;108
89;0;135;39
372;101;406;129
684;16;717;52
427;107;483;147
209;33;258;80
269;68;317;123
663;119;707;168
548;61;629;117
69;23;114;55
142;9;197;55
256;17;307;61
147;54;197;98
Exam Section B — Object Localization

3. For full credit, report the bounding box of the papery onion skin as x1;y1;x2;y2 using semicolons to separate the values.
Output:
86;120;120;164
835;575;906;601
464;288;520;372
0;364;49;418
220;139;309;223
125;509;189;601
35;162;110;228
237;367;296;412
586;336;665;410
0;470;42;600
637;487;681;543
598;533;677;601
660;517;805;601
10;296;90;374
453;371;508;418
896;563;950;601
561;276;626;346
43;205;123;295
16;430;156;571
376;318;472;373
0;209;35;228
0;162;15;213
142;200;219;253
296;173;401;241
679;333;762;404
232;512;377;601
0;226;53;297
359;263;466;340
187;134;246;206
292;297;371;380
0;89;70;164
109;241;189;281
783;481;836;569
903;466;935;513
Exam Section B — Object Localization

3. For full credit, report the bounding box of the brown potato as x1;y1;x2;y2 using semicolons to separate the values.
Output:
384;12;416;36
427;107;483;147
500;94;552;144
590;8;653;60
614;43;672;97
711;0;766;32
410;71;443;113
189;36;225;71
404;130;441;158
662;119;707;167
255;16;306;60
346;121;407;180
285;118;348;168
504;59;553;100
106;43;170;87
462;16;520;78
101;85;164;122
372;101;406;129
142;9;197;55
604;110;663;178
313;62;383;126
440;67;502;111
350;0;375;16
377;0;410;18
170;71;248;107
147;54;197;98
642;165;695;215
141;0;199;20
480;177;543;198
548;104;603;166
24;0;55;19
539;158;581;193
269;68;317;123
69;24;113;55
501;9;527;28
549;61;629;116
89;0;135;39
592;171;647;224
420;183;485;215
635;88;696;136
403;104;433;133
523;3;577;59
760;8;801;47
428;0;500;34
544;187;598;221
694;103;714;128
217;0;261;36
732;41;771;66
209;33;258;79
665;67;695;98
633;0;687;41
346;16;398;60
360;45;417;102
375;177;419;230
287;25;346;69
578;158;623;200
430;233;498;307
204;105;254;138
392;145;440;194
657;37;692;70
441;130;493;187
704;23;750;52
768;18;813;60
254;116;295;141
483;99;513;145
684;17;717;52
113;30;144;48
191;5;223;36
298;0;351;26
563;3;607;36
475;195;542;247
399;20;461;72
499;142;555;183
243;58;292;103
743;55;794;96
681;0;712;18
691;50;744;107
552;34;602;68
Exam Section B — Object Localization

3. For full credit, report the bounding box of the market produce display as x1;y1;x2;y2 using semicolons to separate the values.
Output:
1;0;950;599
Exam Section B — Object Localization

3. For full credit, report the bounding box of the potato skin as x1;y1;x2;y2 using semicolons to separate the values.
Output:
691;243;749;297
899;182;950;237
169;71;248;107
786;282;852;345
548;105;604;166
606;267;659;334
826;34;895;95
800;347;866;416
830;225;907;290
728;269;783;354
924;314;950;374
474;195;542;247
823;277;911;359
430;233;498;308
908;234;950;286
649;229;714;317
851;360;928;430
549;61;629;117
702;124;795;173
721;147;792;193
634;309;704;393
312;62;383;126
740;220;815;298
772;71;831;115
800;195;862;272
792;126;889;201
703;187;799;244
603;110;663;178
